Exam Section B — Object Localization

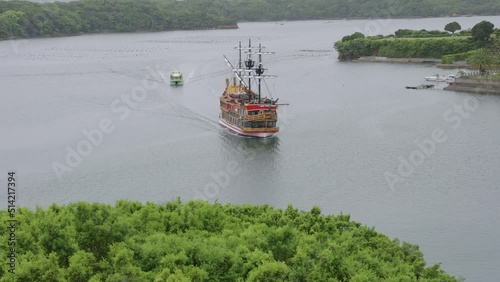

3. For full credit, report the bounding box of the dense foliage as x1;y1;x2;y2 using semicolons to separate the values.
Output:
0;0;237;39
0;200;459;281
441;50;476;64
335;21;498;60
334;35;475;59
471;20;495;44
341;31;365;42
395;29;451;38
219;0;500;21
466;48;500;74
1;0;500;39
445;21;462;34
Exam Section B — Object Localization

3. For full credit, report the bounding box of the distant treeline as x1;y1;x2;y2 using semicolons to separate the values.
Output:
334;36;477;59
1;0;500;39
334;19;500;60
0;0;237;39
0;200;460;281
233;0;500;21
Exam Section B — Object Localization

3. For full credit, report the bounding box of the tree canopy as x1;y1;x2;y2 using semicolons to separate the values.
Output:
342;32;365;42
334;33;475;60
445;21;462;34
471;20;495;44
1;0;500;39
334;20;500;61
0;200;460;281
467;48;494;74
0;0;238;39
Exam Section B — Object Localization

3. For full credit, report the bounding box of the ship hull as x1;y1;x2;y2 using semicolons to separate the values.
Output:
219;117;277;138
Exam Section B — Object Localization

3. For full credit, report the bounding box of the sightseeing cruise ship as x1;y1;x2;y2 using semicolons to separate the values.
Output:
219;40;282;138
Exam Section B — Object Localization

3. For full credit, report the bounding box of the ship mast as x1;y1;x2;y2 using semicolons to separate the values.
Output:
244;39;255;97
256;43;264;102
225;39;276;104
238;41;242;90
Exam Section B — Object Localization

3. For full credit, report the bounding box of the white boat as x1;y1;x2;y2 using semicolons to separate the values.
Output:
424;74;456;82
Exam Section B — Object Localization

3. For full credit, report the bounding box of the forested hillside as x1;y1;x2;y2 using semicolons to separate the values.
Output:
0;0;237;39
1;0;500;39
232;0;500;21
334;19;499;61
0;200;459;281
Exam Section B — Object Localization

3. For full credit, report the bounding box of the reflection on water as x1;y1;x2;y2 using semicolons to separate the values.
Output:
218;129;281;165
217;130;282;204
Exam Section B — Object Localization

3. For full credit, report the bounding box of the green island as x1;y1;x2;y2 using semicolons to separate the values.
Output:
334;20;500;94
1;0;500;39
1;200;461;281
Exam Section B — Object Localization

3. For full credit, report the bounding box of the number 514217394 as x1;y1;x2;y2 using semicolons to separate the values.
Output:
7;172;16;216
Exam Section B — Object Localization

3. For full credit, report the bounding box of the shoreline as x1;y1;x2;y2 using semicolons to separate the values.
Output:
0;24;239;42
356;56;468;69
444;78;500;94
3;13;500;41
354;57;499;95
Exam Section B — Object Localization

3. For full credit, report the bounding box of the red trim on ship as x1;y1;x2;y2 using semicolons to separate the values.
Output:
245;105;277;111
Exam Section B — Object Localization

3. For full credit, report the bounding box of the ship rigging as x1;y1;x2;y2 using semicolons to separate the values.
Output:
219;40;285;138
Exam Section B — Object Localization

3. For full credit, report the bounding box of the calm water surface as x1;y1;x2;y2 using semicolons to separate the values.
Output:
1;16;500;281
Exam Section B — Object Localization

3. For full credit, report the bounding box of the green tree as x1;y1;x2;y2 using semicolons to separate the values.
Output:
165;269;191;282
494;55;500;72
0;200;461;281
444;21;461;35
267;225;298;262
493;28;500;39
467;48;493;74
38;205;77;266
0;10;28;38
471;20;495;44
342;32;365;42
4;252;66;282
247;261;290;282
71;202;126;259
66;251;96;282
107;243;149;282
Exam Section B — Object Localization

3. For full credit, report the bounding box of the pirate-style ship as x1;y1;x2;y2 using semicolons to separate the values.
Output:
219;40;281;138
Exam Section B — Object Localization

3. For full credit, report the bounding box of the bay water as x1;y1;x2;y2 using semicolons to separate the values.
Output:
1;16;500;281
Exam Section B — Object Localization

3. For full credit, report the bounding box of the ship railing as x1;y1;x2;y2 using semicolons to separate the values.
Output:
245;112;276;121
242;127;279;132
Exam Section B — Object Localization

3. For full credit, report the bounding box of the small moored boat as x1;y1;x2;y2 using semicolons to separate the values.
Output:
424;74;456;82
